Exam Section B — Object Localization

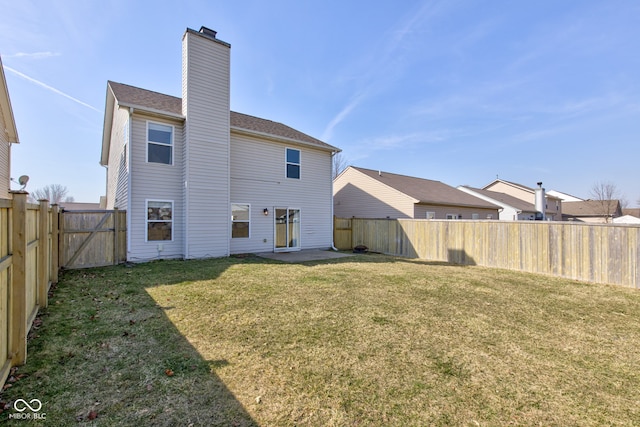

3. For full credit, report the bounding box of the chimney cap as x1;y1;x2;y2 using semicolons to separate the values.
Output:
199;26;217;38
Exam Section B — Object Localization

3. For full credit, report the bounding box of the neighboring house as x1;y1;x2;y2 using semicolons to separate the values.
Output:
100;27;340;262
457;186;538;220
0;55;20;199
562;200;623;223
482;179;562;221
613;215;640;225
547;190;583;202
622;208;640;219
334;166;500;220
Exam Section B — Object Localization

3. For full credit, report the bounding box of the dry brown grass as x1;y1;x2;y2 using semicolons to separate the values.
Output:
2;254;640;426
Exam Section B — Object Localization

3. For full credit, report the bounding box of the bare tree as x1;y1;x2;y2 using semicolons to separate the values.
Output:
589;181;621;223
29;184;72;204
332;152;349;179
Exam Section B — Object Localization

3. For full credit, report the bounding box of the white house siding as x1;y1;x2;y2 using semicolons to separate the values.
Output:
128;113;184;261
230;134;333;253
333;168;415;218
413;205;499;220
0;107;10;198
182;29;231;258
105;107;130;210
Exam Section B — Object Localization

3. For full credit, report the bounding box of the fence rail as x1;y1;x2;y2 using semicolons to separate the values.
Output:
335;218;640;289
0;195;127;388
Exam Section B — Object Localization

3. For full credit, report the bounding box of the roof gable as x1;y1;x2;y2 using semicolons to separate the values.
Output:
352;167;499;209
483;178;562;201
0;56;19;144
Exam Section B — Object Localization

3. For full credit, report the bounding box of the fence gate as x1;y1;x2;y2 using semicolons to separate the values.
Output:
59;209;127;269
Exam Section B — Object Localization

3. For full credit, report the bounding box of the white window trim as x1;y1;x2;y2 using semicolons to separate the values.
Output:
446;214;457;220
285;147;301;179
146;121;174;165
231;203;251;239
426;211;435;219
146;199;174;242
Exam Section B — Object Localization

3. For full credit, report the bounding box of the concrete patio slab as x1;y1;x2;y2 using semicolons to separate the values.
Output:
256;249;354;263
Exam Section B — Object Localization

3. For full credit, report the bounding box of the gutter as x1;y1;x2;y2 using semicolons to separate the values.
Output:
330;151;338;251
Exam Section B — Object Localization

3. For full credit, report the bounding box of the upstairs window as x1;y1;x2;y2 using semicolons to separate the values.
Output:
147;122;173;165
286;148;300;179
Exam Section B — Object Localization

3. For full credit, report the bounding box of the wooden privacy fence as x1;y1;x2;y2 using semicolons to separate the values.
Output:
335;217;640;288
0;194;127;388
0;193;58;387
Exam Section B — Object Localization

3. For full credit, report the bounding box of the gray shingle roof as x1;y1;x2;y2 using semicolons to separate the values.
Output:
353;167;499;209
459;186;536;212
562;200;621;217
107;81;338;151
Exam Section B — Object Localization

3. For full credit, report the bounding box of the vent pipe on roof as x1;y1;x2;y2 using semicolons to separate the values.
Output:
378;170;382;176
535;182;546;220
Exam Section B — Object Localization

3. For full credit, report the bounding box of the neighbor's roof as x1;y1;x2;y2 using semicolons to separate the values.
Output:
562;200;621;217
483;179;562;200
459;186;536;212
622;208;640;218
0;56;19;144
106;81;338;151
351;167;499;209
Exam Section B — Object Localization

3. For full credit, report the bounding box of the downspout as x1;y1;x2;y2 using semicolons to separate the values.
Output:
330;150;338;251
126;108;134;261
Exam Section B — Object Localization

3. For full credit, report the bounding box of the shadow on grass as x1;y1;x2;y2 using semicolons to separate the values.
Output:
0;263;259;426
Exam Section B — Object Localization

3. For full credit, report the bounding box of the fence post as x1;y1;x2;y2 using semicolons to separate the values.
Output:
58;208;65;268
37;199;50;308
9;191;28;366
50;204;59;283
113;208;119;265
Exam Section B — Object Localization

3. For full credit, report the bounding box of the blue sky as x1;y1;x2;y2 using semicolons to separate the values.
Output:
1;0;638;205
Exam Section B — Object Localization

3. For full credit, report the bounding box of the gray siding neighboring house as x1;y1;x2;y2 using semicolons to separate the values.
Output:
334;166;500;220
457;186;539;220
0;56;19;199
100;27;340;262
483;179;563;221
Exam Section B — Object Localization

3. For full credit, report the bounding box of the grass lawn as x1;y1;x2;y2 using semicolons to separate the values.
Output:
1;254;639;426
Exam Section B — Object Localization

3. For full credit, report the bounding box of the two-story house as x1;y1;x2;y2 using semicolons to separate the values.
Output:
100;27;340;262
482;179;562;221
0;55;20;198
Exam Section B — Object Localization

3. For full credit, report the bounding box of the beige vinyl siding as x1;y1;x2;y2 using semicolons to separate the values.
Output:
485;181;533;202
333;168;416;219
414;204;498;220
230;134;333;253
105;107;130;209
0;106;10;198
486;182;561;220
182;29;230;258
128;113;184;261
